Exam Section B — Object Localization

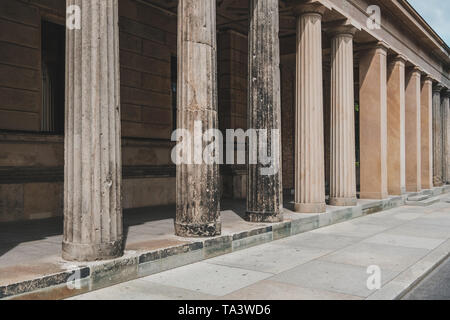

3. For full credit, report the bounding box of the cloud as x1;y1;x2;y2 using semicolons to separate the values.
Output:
407;0;450;45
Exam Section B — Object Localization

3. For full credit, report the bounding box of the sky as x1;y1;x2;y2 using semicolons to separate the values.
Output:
408;0;450;45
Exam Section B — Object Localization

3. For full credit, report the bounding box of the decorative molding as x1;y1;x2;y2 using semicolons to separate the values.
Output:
0;165;176;184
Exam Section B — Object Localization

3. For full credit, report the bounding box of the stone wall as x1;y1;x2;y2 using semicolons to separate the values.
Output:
0;0;177;223
280;54;296;192
0;0;60;131
218;31;297;198
0;0;177;137
218;30;248;199
0;133;176;223
119;0;176;139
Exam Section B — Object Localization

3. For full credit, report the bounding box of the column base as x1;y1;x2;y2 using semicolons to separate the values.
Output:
360;192;388;200
294;203;326;213
175;221;221;238
433;178;444;187
245;210;284;223
62;239;124;262
329;197;357;207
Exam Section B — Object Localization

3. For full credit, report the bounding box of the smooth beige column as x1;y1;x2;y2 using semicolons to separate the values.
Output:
443;89;450;184
405;67;422;192
175;0;221;237
247;0;283;222
359;42;388;199
387;55;406;195
329;26;357;206
294;3;326;213
63;0;123;261
433;84;444;186
421;76;433;189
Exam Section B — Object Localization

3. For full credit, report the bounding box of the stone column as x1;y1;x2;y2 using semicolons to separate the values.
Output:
386;55;406;195
405;67;422;192
247;0;283;222
359;42;388;199
175;0;221;237
323;64;331;196
443;89;450;184
329;26;357;206
63;0;123;261
420;76;433;189
433;84;444;186
294;3;326;213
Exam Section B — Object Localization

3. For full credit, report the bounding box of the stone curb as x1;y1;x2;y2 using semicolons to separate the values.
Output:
3;186;449;300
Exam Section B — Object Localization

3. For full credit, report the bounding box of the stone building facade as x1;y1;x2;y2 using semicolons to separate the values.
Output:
0;0;449;260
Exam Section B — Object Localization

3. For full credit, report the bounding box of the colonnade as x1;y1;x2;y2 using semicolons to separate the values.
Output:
62;0;450;261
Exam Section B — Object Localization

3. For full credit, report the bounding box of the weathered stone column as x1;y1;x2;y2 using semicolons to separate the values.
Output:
294;3;326;213
420;76;433;189
329;26;357;206
359;42;388;199
405;67;422;192
63;0;123;261
175;0;221;237
247;0;283;222
433;84;444;186
443;89;450;184
387;55;406;195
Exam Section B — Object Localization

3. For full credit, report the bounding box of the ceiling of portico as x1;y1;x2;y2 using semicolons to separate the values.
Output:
142;0;376;46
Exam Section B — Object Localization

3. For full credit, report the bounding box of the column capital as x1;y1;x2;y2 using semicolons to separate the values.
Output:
375;41;390;51
408;66;422;77
443;88;450;98
328;24;358;38
434;84;444;93
289;1;328;16
422;74;433;83
360;41;389;55
392;54;408;64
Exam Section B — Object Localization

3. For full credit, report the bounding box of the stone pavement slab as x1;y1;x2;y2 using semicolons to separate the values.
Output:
310;221;391;238
275;233;359;251
362;234;445;250
69;279;216;300
384;222;450;239
270;260;399;298
222;280;362;300
205;243;331;274
319;242;429;272
138;262;273;296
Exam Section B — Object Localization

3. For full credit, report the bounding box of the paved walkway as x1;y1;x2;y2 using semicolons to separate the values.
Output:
71;196;450;300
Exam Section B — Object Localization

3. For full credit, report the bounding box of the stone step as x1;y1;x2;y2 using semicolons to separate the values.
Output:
405;197;440;207
421;189;434;196
407;195;430;202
